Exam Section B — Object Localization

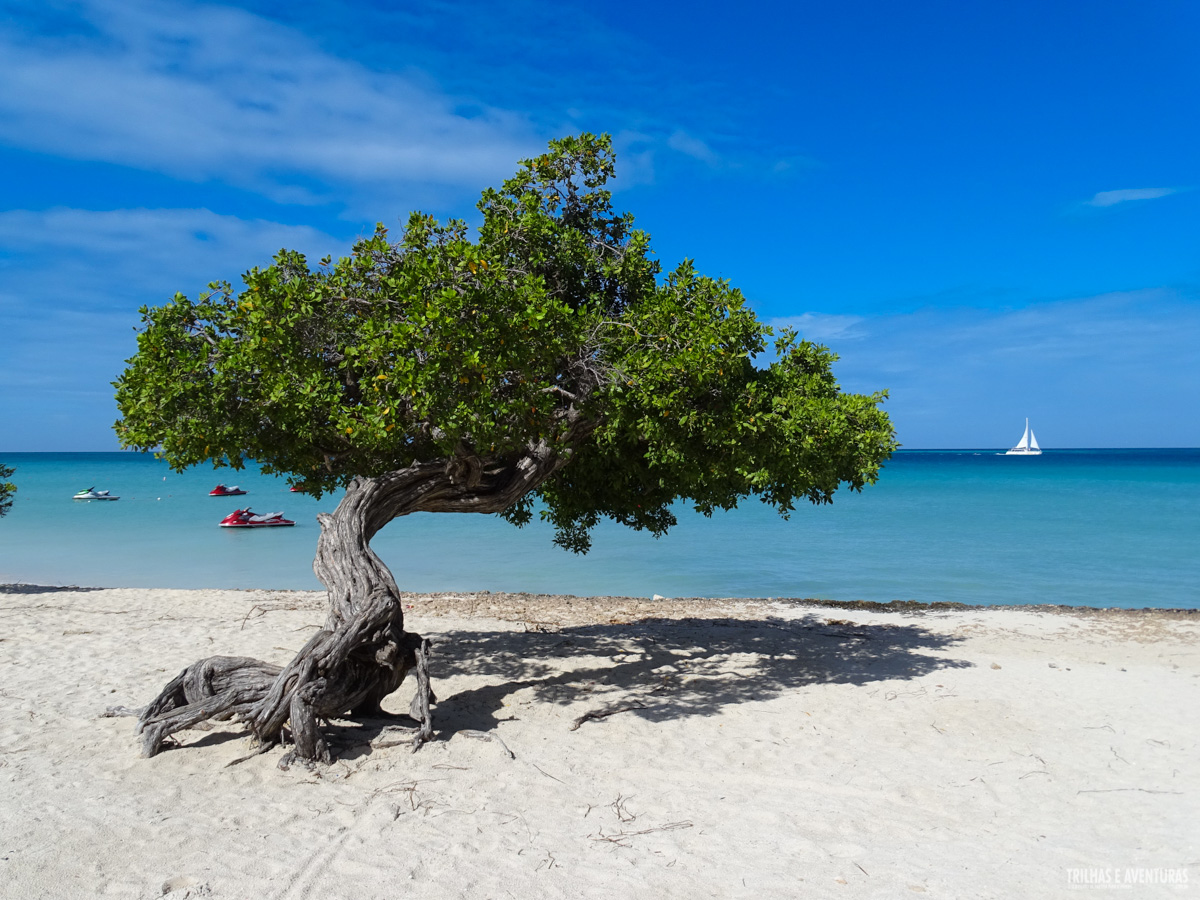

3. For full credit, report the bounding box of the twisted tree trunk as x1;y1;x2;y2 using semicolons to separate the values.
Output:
133;433;589;766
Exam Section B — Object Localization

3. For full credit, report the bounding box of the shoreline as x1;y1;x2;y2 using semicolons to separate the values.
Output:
1;586;1196;898
4;581;1198;618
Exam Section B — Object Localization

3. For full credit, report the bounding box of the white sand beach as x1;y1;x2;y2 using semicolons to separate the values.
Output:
0;586;1196;899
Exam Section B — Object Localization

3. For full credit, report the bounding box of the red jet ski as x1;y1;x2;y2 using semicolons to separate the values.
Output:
209;484;247;496
219;508;294;528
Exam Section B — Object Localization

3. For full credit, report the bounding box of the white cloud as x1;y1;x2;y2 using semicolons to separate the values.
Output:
818;290;1200;447
768;313;865;342
667;130;719;165
0;206;347;409
662;130;820;180
609;130;659;189
1083;187;1180;208
0;0;543;210
0;1;807;212
0;203;350;448
0;207;344;311
770;154;821;176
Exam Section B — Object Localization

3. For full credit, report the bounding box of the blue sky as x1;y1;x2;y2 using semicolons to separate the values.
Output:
1;0;1196;450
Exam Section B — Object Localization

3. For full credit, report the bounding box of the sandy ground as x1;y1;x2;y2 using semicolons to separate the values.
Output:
0;585;1196;899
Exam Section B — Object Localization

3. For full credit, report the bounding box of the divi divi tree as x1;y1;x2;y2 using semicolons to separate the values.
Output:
114;134;896;765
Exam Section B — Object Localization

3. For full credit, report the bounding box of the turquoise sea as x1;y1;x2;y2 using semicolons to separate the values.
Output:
0;450;1197;609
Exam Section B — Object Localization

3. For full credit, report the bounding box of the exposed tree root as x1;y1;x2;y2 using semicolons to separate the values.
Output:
137;655;281;757
130;451;578;766
134;637;435;764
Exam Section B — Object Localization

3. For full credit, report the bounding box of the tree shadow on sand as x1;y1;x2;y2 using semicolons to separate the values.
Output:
0;583;108;594
131;610;974;763
417;612;973;742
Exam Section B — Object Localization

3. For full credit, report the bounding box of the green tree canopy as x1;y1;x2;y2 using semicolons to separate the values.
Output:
115;133;895;553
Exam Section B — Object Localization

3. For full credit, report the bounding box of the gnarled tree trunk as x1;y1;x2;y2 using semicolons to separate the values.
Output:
133;433;589;765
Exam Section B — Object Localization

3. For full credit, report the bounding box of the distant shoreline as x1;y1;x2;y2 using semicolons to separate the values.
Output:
3;583;1196;618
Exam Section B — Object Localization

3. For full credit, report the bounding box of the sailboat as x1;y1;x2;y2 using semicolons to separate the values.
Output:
1005;418;1042;456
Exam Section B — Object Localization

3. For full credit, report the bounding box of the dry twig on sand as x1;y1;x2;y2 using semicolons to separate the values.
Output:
588;821;694;847
460;729;515;759
569;701;648;731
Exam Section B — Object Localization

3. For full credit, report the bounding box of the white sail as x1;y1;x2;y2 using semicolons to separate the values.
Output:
1015;421;1030;450
1005;417;1042;455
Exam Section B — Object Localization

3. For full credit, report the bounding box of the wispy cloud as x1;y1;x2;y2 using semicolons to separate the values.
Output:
662;130;821;180
0;0;543;212
770;154;822;176
1083;187;1180;208
0;207;344;312
816;289;1200;447
667;130;720;166
0;206;344;407
0;204;350;448
768;313;865;342
0;0;802;212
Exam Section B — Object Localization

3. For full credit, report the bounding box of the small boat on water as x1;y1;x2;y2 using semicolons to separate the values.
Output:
209;484;247;496
1005;419;1042;456
73;487;119;501
219;508;294;528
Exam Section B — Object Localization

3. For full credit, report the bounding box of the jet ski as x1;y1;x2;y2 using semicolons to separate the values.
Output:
219;508;295;528
209;484;247;496
73;487;119;501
